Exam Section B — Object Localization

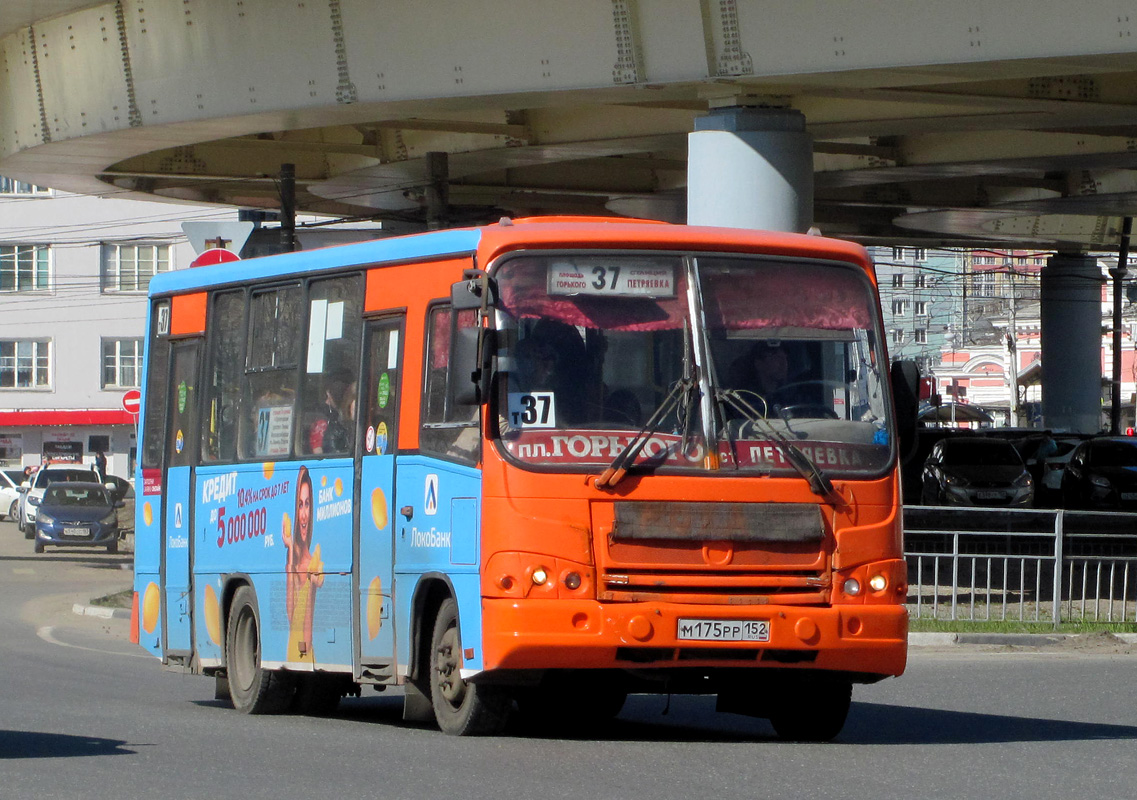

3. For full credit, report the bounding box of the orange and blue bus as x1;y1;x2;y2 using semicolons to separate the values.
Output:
133;217;917;739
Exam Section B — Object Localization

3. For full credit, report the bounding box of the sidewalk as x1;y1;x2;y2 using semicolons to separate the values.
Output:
909;631;1137;647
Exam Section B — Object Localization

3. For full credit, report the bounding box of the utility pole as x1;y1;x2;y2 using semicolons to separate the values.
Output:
1006;269;1020;427
280;163;296;253
1110;217;1132;434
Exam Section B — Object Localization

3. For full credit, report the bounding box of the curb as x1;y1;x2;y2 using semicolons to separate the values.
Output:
72;603;131;620
910;631;1137;647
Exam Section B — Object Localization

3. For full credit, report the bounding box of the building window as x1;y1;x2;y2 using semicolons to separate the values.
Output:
892;329;905;344
891;247;906;261
0;340;50;388
891;299;908;316
915;301;928;316
891;274;905;289
102;243;171;292
914;248;927;262
973;272;996;297
0;244;50;292
0;176;50;195
102;338;143;388
914;329;928;344
913;273;927;289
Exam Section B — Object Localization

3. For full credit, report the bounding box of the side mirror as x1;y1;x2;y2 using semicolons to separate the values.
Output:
890;360;920;464
452;327;495;406
17;484;28;493
450;270;497;407
450;269;495;311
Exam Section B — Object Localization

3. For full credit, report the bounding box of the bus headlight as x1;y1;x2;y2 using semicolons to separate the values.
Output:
842;578;861;596
531;567;548;586
868;574;888;592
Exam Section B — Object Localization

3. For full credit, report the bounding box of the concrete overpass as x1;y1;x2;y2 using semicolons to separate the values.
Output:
5;0;1137;429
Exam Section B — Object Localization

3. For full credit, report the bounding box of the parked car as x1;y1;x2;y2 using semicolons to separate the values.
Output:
101;474;135;533
920;436;1034;507
1013;433;1089;507
1;468;25;521
32;482;122;554
1060;436;1137;510
17;466;100;538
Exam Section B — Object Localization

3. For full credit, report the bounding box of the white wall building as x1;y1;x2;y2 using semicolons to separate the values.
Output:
0;178;239;477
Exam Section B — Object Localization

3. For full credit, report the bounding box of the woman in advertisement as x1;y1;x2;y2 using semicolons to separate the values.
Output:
284;465;323;662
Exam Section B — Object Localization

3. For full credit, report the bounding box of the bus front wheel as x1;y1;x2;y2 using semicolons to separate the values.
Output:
428;597;510;736
225;585;294;714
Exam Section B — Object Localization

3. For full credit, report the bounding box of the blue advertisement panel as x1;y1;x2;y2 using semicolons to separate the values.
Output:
194;459;355;670
393;456;483;674
163;465;193;653
358;453;396;670
134;477;163;657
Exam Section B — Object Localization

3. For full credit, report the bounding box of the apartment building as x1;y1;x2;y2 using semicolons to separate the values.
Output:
0;177;235;476
872;245;966;375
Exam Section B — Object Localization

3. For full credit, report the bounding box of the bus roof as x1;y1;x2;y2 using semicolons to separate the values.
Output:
149;218;871;297
149;227;483;296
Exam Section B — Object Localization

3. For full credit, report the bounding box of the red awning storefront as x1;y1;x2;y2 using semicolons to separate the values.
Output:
0;410;136;426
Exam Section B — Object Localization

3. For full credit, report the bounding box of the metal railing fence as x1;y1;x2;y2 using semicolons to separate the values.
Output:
904;505;1137;627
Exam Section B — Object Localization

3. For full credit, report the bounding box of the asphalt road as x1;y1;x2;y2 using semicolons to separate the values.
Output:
3;516;1137;800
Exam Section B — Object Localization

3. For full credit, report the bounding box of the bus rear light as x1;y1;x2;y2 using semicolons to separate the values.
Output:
842;578;861;597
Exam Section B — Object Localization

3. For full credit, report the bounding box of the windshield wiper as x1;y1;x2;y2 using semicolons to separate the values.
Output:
596;323;699;489
716;388;846;507
595;377;697;489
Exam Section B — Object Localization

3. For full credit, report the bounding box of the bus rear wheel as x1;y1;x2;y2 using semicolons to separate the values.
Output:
429;597;510;736
225;585;294;714
768;677;852;742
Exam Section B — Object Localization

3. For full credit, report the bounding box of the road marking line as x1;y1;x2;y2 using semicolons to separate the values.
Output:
12;568;35;575
36;626;148;658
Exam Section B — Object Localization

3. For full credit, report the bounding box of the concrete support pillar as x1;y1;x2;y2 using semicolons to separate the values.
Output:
687;106;813;233
1041;254;1103;433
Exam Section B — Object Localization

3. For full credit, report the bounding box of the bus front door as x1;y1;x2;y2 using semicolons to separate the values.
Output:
356;318;403;682
162;339;200;659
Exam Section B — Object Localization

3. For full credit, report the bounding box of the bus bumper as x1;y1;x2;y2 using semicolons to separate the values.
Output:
480;599;907;680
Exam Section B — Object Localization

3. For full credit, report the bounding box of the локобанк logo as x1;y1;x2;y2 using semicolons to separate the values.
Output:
424;474;439;516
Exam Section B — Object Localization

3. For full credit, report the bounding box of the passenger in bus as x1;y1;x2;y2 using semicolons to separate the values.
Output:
727;340;812;415
283;465;323;663
514;337;558;392
308;371;353;454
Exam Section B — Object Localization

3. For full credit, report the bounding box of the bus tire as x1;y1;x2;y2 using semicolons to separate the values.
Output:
428;597;510;736
768;677;852;742
225;585;295;714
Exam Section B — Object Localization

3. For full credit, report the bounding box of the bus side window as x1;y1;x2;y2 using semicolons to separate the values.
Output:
299;275;363;456
240;285;302;461
202;290;245;463
141;300;171;470
420;304;479;465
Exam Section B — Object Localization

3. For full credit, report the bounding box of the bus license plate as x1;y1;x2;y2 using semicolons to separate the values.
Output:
677;619;770;642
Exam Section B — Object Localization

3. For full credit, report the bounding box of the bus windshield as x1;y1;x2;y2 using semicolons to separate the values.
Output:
493;252;892;477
